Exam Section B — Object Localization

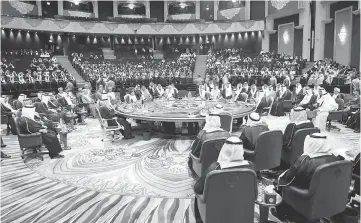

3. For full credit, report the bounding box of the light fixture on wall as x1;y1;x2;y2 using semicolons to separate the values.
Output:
179;2;187;9
338;25;347;45
128;3;135;10
283;30;290;44
47;2;50;5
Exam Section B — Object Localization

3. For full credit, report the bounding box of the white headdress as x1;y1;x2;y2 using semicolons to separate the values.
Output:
202;114;223;133
217;136;248;169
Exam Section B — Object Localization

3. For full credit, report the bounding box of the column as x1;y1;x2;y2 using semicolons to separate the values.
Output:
164;0;168;22
146;0;150;18
314;1;329;61
58;0;63;16
36;0;42;16
213;0;218;20
245;0;251;20
262;16;273;52
359;0;361;72
113;0;118;17
195;0;200;19
93;0;98;18
300;1;311;60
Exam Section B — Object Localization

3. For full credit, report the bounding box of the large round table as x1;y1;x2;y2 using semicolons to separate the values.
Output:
117;98;256;122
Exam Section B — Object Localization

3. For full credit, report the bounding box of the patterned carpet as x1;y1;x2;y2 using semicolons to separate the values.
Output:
1;115;359;223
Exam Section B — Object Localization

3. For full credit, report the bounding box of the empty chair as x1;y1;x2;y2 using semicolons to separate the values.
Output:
283;100;293;112
196;169;257;223
282;128;320;165
326;111;345;131
190;137;228;177
244;130;283;171
218;112;233;133
282;160;352;221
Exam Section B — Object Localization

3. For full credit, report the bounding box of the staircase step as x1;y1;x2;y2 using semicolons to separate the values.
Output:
55;56;84;84
102;48;116;60
193;55;208;83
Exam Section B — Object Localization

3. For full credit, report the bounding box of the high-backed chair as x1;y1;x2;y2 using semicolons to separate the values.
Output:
244;130;283;171
14;116;45;161
218;112;233;133
196;169;257;223
327;111;345;131
282;160;352;221
190;137;228;177
282;128;320;165
94;106;124;142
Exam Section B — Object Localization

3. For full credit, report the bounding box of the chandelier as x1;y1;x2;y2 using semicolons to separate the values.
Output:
9;1;35;14
270;0;290;10
220;7;241;19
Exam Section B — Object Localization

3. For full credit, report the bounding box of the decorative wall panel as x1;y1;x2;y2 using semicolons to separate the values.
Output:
1;15;264;35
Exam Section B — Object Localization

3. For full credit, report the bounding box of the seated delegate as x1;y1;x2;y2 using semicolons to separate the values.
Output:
193;136;255;223
272;133;343;221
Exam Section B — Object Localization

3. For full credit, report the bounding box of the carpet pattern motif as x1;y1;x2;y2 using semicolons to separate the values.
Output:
1;115;359;223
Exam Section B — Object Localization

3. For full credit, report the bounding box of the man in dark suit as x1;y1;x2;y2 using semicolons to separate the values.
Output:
270;84;292;116
98;100;133;139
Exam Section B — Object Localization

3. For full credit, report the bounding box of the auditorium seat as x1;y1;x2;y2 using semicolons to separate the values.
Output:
281;128;320;165
14;116;46;162
196;168;257;223
190;136;229;177
218;112;233;133
244;130;283;171
282;160;352;221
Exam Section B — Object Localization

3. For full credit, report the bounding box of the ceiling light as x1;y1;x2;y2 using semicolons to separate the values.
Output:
47;2;50;5
73;0;80;5
232;0;237;3
128;3;135;10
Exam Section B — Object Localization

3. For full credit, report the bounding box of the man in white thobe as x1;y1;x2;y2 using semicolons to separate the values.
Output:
312;87;338;131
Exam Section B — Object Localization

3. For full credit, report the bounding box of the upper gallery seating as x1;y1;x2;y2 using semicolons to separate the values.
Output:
70;51;196;90
301;58;359;86
206;48;305;87
1;49;75;93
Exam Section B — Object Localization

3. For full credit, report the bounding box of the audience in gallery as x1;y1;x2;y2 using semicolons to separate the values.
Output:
271;132;344;221
70;50;195;91
1;49;75;92
193;136;255;223
206;48;304;88
300;58;359;86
